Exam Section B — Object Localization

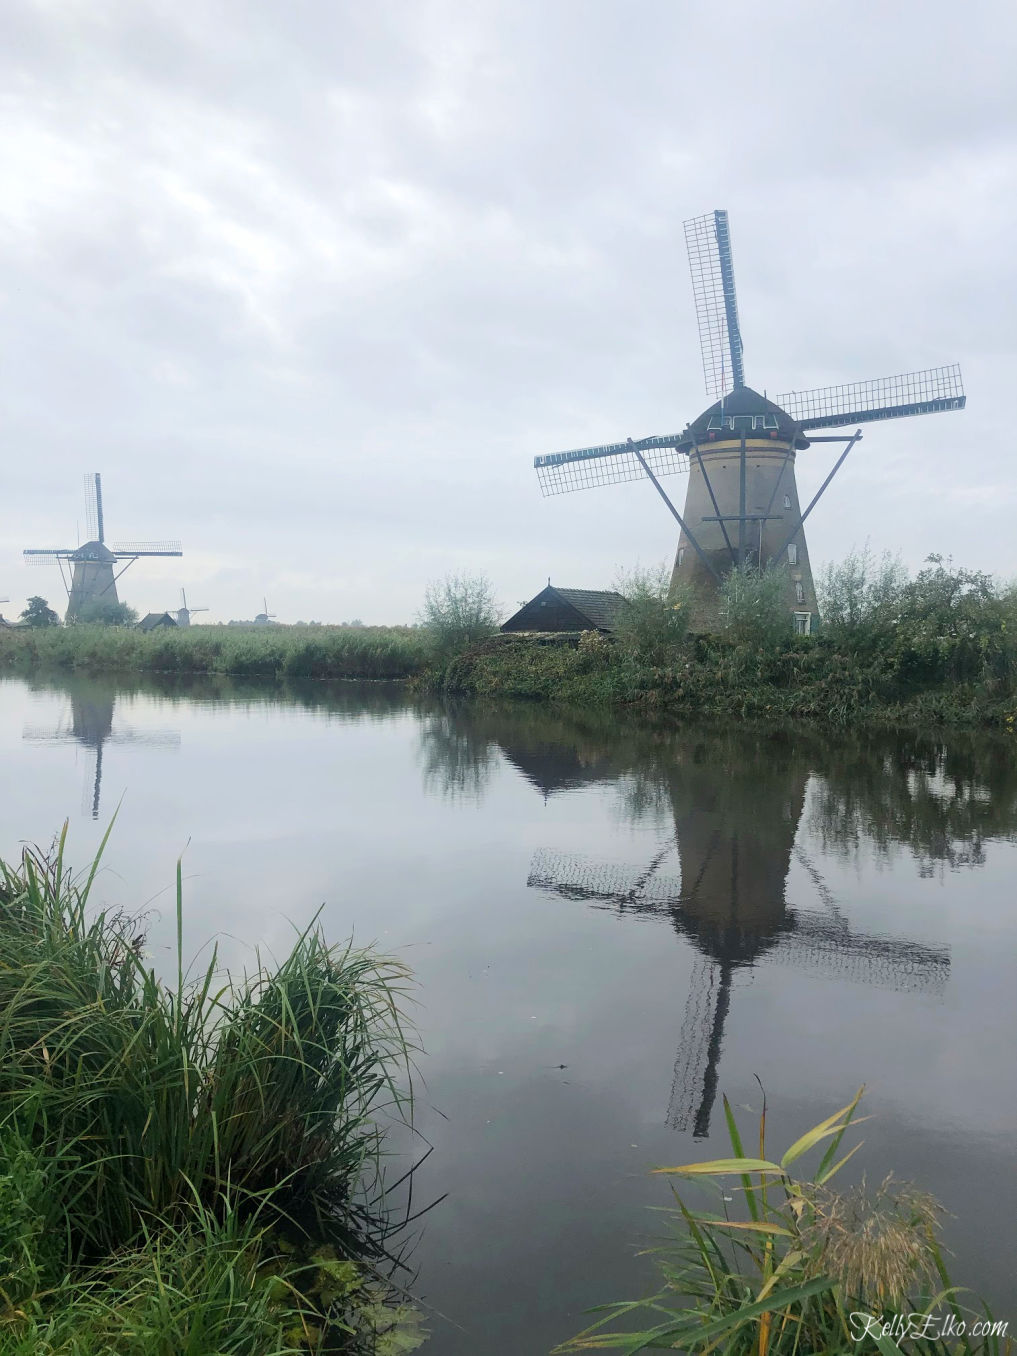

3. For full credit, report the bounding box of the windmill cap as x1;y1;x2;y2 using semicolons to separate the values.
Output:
72;541;117;562
688;384;810;449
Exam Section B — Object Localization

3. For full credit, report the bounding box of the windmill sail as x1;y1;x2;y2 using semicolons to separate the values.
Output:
775;365;965;430
684;209;745;400
83;473;103;542
534;436;689;496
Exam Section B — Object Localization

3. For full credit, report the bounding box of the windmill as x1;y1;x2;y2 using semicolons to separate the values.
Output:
176;588;209;628
23;678;180;819
254;597;276;625
534;210;966;631
24;474;182;622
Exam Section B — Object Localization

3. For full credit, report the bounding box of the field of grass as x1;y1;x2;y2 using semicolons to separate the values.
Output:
0;827;424;1354
0;624;430;681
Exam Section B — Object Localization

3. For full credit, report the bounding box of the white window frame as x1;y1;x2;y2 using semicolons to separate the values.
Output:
787;543;798;566
783;494;791;509
793;611;812;635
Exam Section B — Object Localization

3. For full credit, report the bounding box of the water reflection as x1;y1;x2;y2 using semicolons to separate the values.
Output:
22;675;180;819
414;709;1003;1138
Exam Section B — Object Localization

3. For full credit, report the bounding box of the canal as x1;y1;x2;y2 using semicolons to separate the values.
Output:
1;671;1014;1350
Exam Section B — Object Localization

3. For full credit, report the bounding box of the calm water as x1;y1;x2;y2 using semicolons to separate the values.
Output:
1;672;1015;1348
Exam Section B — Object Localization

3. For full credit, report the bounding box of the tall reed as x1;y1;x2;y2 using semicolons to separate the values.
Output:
557;1090;1011;1354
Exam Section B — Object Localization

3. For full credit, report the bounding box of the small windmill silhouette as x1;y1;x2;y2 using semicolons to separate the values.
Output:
24;474;182;622
176;588;209;628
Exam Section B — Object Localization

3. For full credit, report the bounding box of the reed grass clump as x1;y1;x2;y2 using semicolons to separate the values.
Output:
557;1090;1010;1355
0;827;423;1354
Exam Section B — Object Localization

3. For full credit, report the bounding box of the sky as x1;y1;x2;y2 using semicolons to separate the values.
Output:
1;0;1015;625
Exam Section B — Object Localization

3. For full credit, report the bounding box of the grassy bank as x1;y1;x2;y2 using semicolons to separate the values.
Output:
0;829;424;1354
431;627;1017;729
0;624;429;681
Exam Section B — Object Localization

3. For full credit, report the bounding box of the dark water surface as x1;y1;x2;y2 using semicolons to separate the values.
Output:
1;671;1015;1348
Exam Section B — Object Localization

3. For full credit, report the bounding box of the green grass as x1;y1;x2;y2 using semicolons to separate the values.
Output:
0;826;424;1354
557;1091;1011;1355
0;624;430;681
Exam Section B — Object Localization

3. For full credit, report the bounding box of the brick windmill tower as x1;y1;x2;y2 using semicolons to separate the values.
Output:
24;474;182;622
534;210;966;632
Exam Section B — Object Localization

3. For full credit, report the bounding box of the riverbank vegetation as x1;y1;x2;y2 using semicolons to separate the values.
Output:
3;554;1017;727
557;1091;1010;1355
0;829;423;1354
436;554;1017;728
0;622;430;681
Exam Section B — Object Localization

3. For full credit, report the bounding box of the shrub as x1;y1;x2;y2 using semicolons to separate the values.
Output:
719;564;793;646
612;564;692;665
419;573;500;656
817;544;908;631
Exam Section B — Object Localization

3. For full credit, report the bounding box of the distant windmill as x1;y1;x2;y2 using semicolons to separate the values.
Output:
254;597;276;625
176;587;208;628
24;474;182;622
23;681;180;819
534;209;966;631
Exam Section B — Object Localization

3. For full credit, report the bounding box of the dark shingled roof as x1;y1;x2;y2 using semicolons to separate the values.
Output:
501;585;627;634
551;588;626;629
138;611;178;632
686;384;809;449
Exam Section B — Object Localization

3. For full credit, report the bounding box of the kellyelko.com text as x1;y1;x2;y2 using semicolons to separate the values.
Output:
850;1312;1009;1343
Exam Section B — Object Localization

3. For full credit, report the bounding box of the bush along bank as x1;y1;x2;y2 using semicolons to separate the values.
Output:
0;828;425;1355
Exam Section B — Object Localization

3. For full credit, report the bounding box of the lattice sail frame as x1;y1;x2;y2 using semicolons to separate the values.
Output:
110;541;183;556
775;364;965;431
684;209;745;401
534;438;689;497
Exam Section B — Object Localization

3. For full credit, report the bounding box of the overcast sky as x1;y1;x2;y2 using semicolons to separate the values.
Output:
2;0;1015;624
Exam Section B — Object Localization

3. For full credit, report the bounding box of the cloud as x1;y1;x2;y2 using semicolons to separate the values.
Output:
2;0;1015;622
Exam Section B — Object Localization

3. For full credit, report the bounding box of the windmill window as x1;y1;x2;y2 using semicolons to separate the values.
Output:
783;494;791;509
795;581;805;603
677;548;685;567
787;543;798;566
793;612;812;635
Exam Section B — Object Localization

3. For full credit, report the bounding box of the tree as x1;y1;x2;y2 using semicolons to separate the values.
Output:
420;573;499;655
19;596;59;628
74;599;138;626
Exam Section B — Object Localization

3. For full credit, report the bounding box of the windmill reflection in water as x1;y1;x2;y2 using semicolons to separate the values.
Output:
521;744;950;1140
23;680;180;819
